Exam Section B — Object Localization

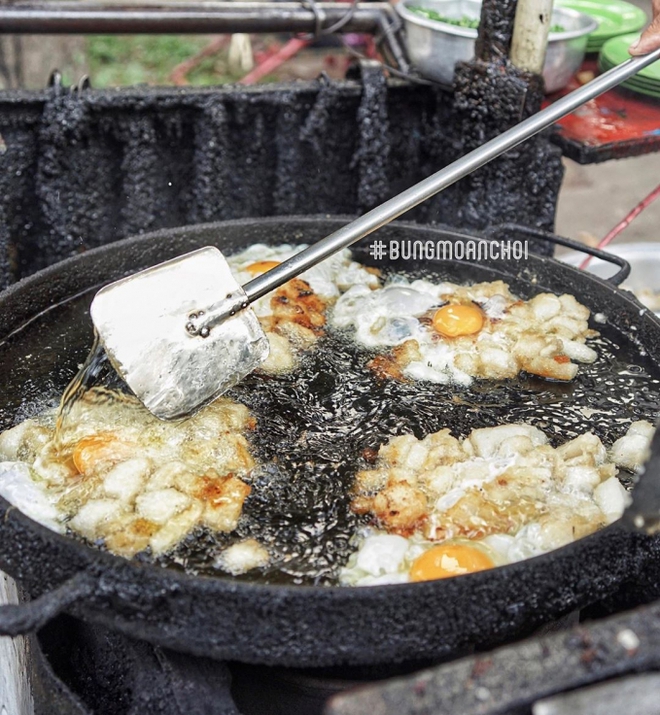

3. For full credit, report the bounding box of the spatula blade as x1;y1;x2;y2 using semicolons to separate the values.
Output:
90;246;269;420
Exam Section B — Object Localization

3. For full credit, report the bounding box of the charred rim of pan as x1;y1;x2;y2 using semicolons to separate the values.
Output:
0;217;659;664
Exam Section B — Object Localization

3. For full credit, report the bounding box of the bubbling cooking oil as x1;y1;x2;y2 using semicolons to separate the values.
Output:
5;274;658;584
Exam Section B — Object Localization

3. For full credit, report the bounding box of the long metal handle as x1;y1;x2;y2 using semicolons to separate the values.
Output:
244;48;660;303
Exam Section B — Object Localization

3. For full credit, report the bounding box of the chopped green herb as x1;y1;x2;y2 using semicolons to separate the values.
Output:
408;6;480;28
409;7;566;33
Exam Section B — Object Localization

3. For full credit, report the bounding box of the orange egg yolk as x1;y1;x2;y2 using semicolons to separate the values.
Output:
409;544;494;582
432;303;485;338
245;260;281;276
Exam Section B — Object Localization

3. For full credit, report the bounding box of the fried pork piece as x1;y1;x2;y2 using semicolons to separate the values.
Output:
259;278;329;373
609;420;656;471
352;422;654;545
216;538;270;575
0;390;259;559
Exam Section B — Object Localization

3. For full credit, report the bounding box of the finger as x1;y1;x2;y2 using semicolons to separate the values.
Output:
629;18;660;55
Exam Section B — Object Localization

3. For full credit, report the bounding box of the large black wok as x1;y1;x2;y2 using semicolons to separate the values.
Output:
0;217;659;668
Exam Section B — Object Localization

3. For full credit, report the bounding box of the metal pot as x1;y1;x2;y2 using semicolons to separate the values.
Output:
396;0;598;92
0;217;658;668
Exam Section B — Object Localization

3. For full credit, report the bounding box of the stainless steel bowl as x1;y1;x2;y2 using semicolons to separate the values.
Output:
396;0;598;92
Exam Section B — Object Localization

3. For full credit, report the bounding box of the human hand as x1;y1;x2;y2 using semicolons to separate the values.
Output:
629;0;660;55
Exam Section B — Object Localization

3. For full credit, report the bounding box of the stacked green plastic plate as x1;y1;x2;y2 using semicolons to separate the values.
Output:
557;0;647;53
598;32;660;98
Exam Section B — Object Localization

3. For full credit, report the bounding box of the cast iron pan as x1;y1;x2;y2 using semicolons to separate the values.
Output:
0;217;659;667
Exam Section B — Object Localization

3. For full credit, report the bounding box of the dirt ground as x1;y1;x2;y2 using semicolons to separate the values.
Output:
557;154;659;246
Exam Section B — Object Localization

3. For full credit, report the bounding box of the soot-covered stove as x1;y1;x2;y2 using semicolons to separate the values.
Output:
22;596;660;715
0;4;567;289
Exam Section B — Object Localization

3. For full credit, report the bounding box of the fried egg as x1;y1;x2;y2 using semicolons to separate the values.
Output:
0;390;264;564
341;421;654;586
230;243;379;297
331;276;599;384
409;543;494;581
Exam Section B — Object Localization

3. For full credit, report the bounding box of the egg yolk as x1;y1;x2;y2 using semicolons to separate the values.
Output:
245;260;281;276
409;544;494;582
432;303;485;338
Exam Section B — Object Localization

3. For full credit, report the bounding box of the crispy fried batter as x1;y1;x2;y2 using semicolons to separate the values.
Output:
352;423;632;547
270;278;327;334
12;392;259;558
368;340;422;380
370;482;428;534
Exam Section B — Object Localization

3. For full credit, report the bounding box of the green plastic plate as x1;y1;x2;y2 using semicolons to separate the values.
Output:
598;55;658;82
559;0;647;50
601;33;660;81
598;53;660;97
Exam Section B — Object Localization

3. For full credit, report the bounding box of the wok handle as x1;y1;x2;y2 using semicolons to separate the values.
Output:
0;571;94;636
483;224;631;286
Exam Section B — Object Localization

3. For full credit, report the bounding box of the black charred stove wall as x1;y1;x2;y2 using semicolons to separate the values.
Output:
0;64;564;290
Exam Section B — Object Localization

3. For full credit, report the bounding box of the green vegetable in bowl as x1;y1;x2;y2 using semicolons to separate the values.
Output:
408;6;480;28
408;6;566;33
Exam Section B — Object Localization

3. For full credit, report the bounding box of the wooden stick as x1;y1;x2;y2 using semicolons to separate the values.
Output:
0;573;34;715
510;0;554;75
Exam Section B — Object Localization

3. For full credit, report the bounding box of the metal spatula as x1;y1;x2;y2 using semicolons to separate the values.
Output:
91;47;660;420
